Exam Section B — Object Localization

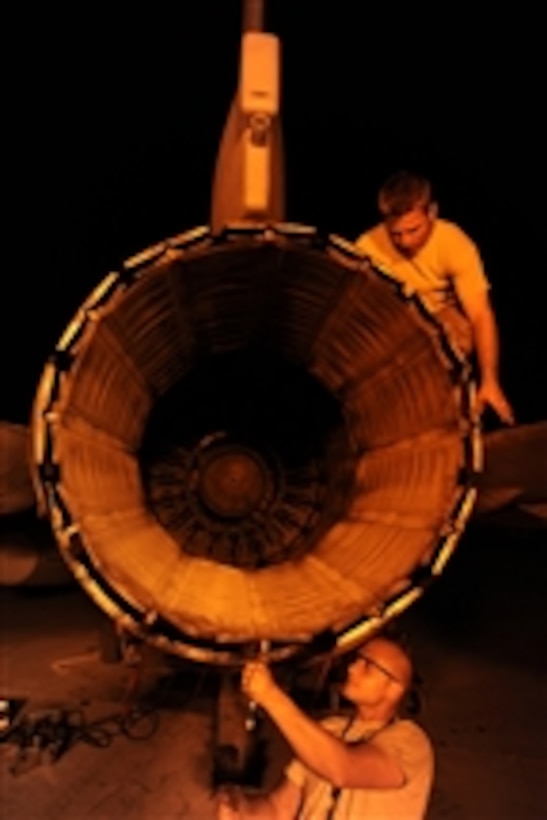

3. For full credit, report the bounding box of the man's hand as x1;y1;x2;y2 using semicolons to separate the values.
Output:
477;379;515;425
241;661;277;708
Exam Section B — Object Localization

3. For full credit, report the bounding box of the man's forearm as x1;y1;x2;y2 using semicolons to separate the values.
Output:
468;299;514;423
471;302;501;385
261;687;349;787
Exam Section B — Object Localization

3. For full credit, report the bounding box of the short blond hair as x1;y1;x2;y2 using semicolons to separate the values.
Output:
378;171;433;217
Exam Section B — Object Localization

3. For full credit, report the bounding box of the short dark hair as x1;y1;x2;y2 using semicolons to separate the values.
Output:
378;171;433;217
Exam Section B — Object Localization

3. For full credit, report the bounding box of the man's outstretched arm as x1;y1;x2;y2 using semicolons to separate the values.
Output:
460;289;514;425
241;662;404;790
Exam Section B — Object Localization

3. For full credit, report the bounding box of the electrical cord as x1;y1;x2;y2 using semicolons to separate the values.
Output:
5;663;214;775
5;703;161;776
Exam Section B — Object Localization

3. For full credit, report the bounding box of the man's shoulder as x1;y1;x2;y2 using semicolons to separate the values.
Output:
354;224;396;269
435;218;477;247
379;718;433;756
355;222;385;247
388;717;431;740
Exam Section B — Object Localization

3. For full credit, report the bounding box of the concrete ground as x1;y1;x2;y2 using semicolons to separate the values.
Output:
1;523;546;819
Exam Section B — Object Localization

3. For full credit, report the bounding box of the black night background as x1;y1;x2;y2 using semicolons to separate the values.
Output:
2;3;545;426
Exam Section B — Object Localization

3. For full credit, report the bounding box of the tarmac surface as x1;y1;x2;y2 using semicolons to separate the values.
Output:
1;522;546;819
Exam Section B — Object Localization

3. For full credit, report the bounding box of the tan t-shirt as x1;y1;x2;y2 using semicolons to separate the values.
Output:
355;219;489;316
285;715;434;819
